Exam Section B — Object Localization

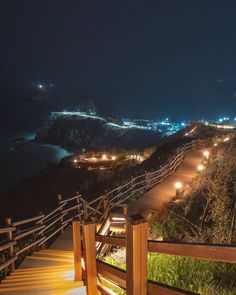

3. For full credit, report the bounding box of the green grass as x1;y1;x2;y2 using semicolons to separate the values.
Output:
103;252;236;295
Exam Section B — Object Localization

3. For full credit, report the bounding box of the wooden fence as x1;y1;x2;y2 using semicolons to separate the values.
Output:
0;137;214;279
73;216;236;295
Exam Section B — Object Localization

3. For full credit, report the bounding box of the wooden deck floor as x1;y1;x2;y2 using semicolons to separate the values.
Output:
0;227;86;294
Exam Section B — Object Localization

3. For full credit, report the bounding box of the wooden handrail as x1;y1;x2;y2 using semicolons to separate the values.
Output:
0;227;16;234
15;237;45;256
38;203;67;223
0;241;16;252
0;256;18;272
14;225;45;241
96;235;125;247
59;194;81;204
12;215;45;227
148;241;236;263
95;234;236;264
97;260;197;295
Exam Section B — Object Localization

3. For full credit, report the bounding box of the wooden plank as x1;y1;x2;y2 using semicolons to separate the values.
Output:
147;280;198;295
15;237;45;256
97;260;126;289
96;235;125;247
72;220;82;281
126;216;148;295
97;260;197;295
60;194;81;204
148;241;236;263
5;217;15;272
0;256;18;272
0;227;16;234
15;225;45;241
98;282;117;295
0;241;16;252
83;222;98;294
12;215;44;227
103;196;110;219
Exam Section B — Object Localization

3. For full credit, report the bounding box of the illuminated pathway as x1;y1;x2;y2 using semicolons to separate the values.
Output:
128;148;207;216
0;228;86;294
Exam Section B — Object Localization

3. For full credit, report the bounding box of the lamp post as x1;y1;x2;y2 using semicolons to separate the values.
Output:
197;164;204;172
175;182;182;197
203;150;209;161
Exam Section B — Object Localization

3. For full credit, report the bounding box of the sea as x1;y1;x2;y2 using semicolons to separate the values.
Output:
0;131;72;192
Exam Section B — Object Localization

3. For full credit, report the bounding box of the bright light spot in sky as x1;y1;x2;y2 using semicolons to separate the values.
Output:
38;84;43;89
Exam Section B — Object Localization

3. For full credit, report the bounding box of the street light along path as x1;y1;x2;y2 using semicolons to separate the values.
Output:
129;149;207;216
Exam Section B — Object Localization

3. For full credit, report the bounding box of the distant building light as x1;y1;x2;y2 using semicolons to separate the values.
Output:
111;156;116;161
102;154;107;160
73;159;77;163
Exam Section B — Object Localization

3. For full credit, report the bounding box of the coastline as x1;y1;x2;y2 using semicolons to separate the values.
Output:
0;133;72;193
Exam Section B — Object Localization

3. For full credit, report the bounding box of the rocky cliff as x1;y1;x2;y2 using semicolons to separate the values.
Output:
36;116;162;150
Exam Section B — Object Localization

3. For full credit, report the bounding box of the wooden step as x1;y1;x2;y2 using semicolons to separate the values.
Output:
4;271;75;282
14;264;72;273
0;281;85;293
25;255;73;263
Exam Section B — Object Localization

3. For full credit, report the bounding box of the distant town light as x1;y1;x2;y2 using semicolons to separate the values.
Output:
102;154;107;160
73;159;77;163
91;157;96;161
112;156;116;161
223;137;230;142
197;164;204;171
175;182;182;189
214;143;218;147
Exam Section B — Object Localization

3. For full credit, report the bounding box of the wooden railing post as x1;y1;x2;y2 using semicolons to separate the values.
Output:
123;204;128;216
5;217;15;272
57;194;64;234
72;219;82;281
80;198;88;220
103;195;110;219
82;222;98;294
126;215;148;295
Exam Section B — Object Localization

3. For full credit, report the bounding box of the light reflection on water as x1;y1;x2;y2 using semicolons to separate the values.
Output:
0;133;72;192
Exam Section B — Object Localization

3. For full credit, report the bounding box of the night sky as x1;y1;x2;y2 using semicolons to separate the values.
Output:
1;0;236;125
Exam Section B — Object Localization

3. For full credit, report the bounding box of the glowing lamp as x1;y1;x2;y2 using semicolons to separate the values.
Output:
73;159;77;163
112;156;116;161
203;150;209;159
175;182;182;190
197;164;204;171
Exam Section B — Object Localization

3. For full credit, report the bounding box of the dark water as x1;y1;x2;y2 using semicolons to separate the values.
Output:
0;132;72;192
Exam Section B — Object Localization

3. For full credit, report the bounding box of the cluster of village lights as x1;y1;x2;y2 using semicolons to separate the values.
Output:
73;154;117;164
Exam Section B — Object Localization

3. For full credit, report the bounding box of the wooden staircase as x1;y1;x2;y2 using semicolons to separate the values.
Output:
0;236;86;294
